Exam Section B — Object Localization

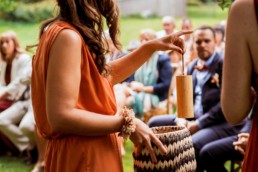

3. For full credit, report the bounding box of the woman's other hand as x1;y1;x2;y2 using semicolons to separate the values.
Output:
233;133;249;155
130;118;167;163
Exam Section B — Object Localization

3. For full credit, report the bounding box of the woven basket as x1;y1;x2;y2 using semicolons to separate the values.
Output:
133;126;196;172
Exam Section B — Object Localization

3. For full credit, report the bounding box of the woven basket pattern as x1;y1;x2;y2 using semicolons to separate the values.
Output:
133;126;196;172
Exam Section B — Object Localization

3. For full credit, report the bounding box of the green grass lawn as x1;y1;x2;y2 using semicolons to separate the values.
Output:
122;140;134;172
0;3;231;172
0;140;233;172
0;156;34;172
0;4;229;50
0;20;39;50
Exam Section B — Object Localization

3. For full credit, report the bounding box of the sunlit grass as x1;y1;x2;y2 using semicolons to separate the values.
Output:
0;156;34;172
122;140;134;172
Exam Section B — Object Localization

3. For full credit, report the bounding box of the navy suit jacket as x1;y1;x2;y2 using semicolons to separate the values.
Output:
127;54;172;101
187;52;225;128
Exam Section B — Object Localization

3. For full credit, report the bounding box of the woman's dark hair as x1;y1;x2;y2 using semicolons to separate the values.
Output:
39;0;121;75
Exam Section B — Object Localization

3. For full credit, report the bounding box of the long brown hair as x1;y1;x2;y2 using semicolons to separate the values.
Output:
0;31;25;61
39;0;121;75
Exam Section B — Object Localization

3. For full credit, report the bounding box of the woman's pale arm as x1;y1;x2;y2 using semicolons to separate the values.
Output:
108;30;192;85
46;29;124;136
222;0;253;124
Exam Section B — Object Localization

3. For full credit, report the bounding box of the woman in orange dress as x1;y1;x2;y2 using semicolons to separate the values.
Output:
31;0;191;171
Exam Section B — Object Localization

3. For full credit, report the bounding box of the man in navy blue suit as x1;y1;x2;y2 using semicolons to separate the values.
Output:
148;25;247;172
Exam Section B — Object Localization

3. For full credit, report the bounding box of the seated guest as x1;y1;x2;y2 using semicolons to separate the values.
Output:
104;31;124;63
0;30;32;156
214;24;225;58
0;66;46;172
200;116;251;172
180;18;194;63
148;26;247;172
156;16;177;38
126;29;172;118
122;40;141;83
0;31;31;112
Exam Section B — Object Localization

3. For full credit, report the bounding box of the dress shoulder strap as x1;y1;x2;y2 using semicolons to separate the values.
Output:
41;21;81;49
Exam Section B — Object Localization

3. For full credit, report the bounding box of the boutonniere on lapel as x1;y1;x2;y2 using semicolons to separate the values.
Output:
211;73;220;87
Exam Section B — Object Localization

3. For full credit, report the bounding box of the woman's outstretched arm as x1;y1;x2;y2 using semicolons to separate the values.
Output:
108;30;192;85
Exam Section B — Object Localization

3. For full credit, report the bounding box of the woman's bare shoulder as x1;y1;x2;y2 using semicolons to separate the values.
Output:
54;29;82;47
233;0;253;6
49;28;83;63
231;0;254;18
230;0;253;16
229;0;257;36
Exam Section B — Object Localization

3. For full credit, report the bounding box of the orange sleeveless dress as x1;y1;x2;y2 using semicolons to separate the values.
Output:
31;21;123;172
242;77;258;172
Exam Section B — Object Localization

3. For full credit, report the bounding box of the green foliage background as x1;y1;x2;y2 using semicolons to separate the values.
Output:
215;0;232;9
0;0;56;22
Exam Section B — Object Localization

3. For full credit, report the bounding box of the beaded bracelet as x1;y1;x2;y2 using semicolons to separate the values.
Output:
118;106;136;139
